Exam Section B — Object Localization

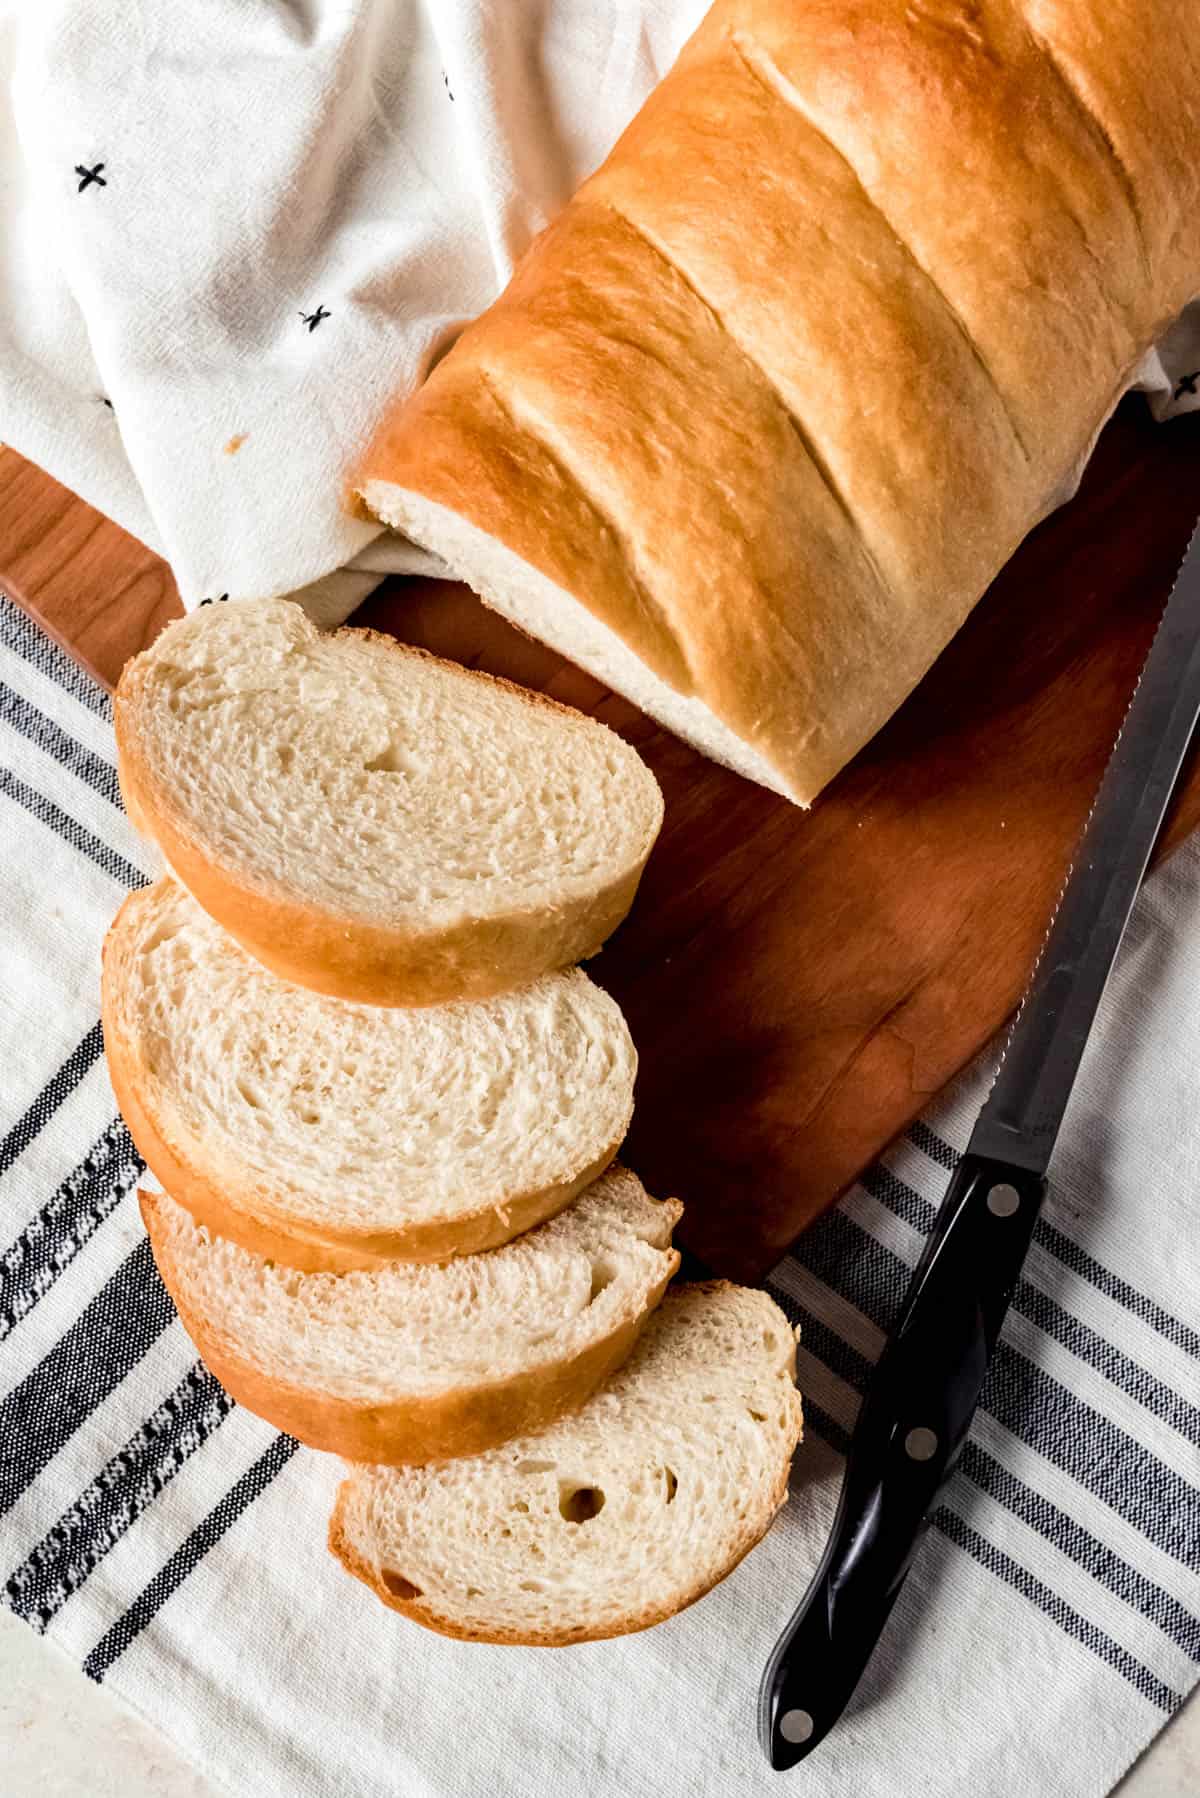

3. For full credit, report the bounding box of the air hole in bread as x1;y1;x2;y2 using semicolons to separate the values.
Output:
515;1459;556;1475
236;1080;263;1110
748;1409;767;1424
382;1570;423;1601
664;1467;678;1504
466;1586;483;1599
138;923;178;958
363;742;417;777
520;1580;547;1593
588;1257;618;1304
763;1330;777;1351
558;1482;605;1524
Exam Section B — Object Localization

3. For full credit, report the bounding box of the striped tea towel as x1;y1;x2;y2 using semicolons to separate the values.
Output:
1;589;1199;1798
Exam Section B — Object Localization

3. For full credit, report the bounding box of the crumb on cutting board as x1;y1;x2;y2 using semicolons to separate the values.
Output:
224;433;248;455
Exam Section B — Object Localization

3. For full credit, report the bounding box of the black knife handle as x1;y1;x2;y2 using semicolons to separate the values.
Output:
759;1153;1047;1770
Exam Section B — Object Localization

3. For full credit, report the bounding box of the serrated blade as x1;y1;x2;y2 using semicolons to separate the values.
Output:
969;518;1200;1176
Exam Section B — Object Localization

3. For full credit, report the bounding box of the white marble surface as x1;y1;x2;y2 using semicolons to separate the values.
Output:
0;1607;214;1797
1120;1697;1200;1796
0;1602;1194;1796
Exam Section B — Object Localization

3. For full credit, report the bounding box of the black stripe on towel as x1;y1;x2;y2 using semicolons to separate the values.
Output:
0;680;121;808
790;1210;1200;1569
959;1439;1200;1662
771;1280;1200;1663
0;766;145;890
790;1207;913;1325
0;1116;143;1341
859;1162;1200;1445
797;1392;850;1456
932;1508;1179;1713
0;596;110;717
763;1371;1182;1708
768;1282;875;1392
907;1122;1200;1360
83;1433;300;1681
907;1119;959;1170
6;1363;233;1629
985;1337;1200;1567
0;1236;173;1519
0;1020;105;1181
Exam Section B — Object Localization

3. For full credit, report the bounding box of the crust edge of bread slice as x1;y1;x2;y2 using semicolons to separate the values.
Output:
101;882;633;1271
114;611;664;1008
325;1476;787;1648
327;1281;803;1644
141;1183;682;1465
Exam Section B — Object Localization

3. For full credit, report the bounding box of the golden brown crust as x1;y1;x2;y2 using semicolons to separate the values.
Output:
1018;0;1200;302
113;625;659;1008
141;1188;679;1465
356;1;1200;804
101;887;624;1270
364;201;898;800
326;1280;805;1645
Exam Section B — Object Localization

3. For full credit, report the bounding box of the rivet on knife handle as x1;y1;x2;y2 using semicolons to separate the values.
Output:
761;514;1200;1768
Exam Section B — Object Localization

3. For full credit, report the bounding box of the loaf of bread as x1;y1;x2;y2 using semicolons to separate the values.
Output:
357;0;1200;803
142;1167;680;1463
115;598;663;1002
104;879;637;1269
330;1281;803;1643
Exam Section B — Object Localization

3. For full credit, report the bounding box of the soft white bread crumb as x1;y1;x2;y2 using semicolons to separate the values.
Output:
114;598;664;1004
142;1166;681;1464
104;879;638;1269
329;1281;803;1642
362;485;795;799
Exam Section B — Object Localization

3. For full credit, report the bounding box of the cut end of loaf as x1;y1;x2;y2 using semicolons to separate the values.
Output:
358;482;803;804
329;1281;803;1642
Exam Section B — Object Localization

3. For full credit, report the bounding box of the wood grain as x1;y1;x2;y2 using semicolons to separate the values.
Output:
0;447;181;686
4;403;1200;1278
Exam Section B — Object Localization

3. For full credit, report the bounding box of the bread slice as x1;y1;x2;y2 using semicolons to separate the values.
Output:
142;1167;681;1464
329;1282;803;1643
104;879;638;1270
114;598;663;1005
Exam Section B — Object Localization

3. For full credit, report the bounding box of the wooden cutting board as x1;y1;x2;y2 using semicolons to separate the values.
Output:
4;402;1200;1280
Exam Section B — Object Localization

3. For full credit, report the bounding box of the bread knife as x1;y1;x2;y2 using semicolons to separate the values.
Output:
759;515;1200;1769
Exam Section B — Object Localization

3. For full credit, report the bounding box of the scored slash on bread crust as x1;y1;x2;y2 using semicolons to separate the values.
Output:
142;1167;682;1464
114;598;663;1007
103;879;640;1270
356;5;1200;805
328;1282;803;1644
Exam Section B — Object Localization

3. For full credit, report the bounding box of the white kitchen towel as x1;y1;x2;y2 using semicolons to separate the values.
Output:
2;589;1199;1798
0;0;706;622
3;0;1200;627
